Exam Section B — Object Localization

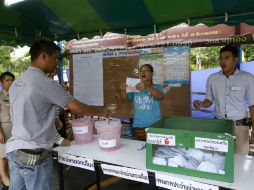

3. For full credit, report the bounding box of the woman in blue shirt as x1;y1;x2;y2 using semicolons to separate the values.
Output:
120;64;164;140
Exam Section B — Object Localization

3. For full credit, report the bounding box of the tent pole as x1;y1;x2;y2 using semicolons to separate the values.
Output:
235;24;241;70
58;41;64;86
237;45;242;70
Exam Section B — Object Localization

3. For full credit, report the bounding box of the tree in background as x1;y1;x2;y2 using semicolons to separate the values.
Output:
12;51;30;76
190;46;222;70
191;44;254;71
0;46;15;72
0;45;30;76
0;41;69;77
242;44;254;62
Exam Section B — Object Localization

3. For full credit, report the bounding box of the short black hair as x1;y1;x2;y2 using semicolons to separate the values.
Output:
29;40;60;61
220;45;238;57
140;64;153;73
0;71;15;82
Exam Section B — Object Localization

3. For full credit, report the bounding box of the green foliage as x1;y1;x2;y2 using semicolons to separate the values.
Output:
12;51;31;76
190;44;254;71
60;41;69;70
0;46;15;72
190;46;222;71
62;57;69;70
0;45;30;76
0;41;70;77
242;44;254;62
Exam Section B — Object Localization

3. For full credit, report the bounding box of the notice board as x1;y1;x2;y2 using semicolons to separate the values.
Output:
70;47;190;118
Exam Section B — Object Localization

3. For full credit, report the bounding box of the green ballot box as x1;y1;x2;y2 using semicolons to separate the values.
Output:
146;116;235;182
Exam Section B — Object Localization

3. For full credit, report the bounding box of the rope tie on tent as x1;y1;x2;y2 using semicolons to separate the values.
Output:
100;29;102;38
14;28;18;37
153;24;156;34
225;13;228;22
153;24;156;47
124;28;127;49
39;31;41;38
35;30;42;39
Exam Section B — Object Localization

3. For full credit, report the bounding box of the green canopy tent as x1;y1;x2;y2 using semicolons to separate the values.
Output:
1;0;254;83
1;0;254;44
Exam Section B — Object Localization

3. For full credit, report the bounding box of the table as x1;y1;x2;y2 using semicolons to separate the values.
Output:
54;136;254;190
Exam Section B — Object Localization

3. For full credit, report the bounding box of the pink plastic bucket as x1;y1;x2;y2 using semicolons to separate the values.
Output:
72;117;94;144
95;119;122;151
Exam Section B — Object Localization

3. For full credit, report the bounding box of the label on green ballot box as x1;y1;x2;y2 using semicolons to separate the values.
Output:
147;133;175;146
195;137;228;152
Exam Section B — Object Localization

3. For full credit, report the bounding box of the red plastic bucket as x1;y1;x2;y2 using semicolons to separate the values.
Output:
72;117;94;144
95;119;122;151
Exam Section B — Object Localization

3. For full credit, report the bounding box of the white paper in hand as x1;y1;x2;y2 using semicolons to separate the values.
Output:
126;78;140;93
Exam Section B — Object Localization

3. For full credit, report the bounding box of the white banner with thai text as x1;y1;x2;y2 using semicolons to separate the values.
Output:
101;164;149;183
58;153;94;171
155;173;219;190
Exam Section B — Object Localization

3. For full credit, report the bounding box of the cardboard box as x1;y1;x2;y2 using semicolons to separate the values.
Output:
146;116;234;182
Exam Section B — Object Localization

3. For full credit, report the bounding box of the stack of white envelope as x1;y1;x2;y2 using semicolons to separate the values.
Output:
152;156;167;166
152;146;225;174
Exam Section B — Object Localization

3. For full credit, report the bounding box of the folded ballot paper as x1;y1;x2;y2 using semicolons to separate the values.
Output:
153;146;226;174
126;77;140;93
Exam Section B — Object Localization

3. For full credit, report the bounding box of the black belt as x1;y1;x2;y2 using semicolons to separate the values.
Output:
235;118;249;126
19;149;46;155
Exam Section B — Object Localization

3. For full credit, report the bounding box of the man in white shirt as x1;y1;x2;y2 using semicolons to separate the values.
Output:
194;45;254;155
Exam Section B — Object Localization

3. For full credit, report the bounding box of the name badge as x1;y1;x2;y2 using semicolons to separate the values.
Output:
231;86;241;91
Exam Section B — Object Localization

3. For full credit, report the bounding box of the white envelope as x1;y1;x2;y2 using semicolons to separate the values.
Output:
153;157;167;166
203;152;213;161
211;153;225;171
126;77;140;86
168;154;187;167
186;148;204;162
126;78;140;93
197;161;218;174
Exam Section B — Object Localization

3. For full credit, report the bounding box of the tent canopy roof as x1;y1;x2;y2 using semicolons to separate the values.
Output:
1;0;254;45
